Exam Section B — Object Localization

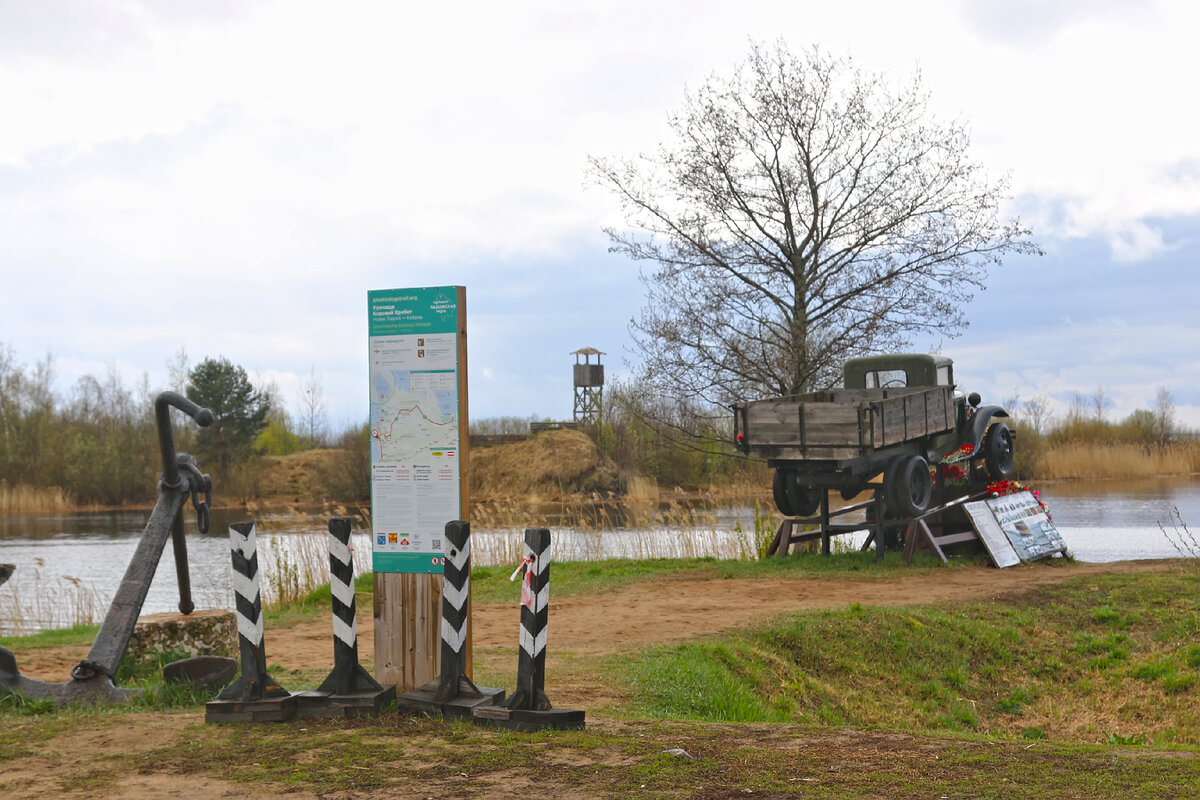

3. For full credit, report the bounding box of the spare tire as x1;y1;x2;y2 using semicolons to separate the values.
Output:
983;422;1015;479
786;480;822;517
772;468;795;517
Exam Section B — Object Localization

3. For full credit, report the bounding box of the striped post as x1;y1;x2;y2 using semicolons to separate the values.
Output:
297;517;394;716
474;526;581;730
434;520;479;701
396;521;504;716
504;527;552;711
207;521;294;722
317;517;381;693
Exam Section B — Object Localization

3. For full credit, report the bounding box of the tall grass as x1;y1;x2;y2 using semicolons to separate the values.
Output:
0;558;105;636
0;481;74;513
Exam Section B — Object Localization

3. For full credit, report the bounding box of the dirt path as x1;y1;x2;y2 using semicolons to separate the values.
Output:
14;559;1173;682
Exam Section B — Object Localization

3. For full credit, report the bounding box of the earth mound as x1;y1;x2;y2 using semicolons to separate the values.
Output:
469;428;622;500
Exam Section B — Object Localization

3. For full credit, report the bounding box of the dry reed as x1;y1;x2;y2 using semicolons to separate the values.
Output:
256;529;373;611
1036;442;1200;481
0;481;74;514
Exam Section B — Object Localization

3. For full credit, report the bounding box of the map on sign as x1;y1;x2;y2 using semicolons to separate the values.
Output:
370;366;458;464
368;287;464;574
367;355;456;465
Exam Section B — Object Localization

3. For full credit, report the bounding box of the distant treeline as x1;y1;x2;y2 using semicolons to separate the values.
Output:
2;338;1195;511
0;343;362;509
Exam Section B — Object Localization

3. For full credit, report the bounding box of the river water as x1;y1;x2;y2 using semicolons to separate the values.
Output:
2;477;1198;634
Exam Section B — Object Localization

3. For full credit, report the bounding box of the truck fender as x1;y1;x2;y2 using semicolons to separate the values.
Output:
966;405;1010;451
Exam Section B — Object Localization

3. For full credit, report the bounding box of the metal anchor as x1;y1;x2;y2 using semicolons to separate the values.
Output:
0;391;229;705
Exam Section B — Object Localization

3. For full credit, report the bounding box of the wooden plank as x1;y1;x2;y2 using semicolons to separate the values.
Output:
374;571;442;691
742;385;955;457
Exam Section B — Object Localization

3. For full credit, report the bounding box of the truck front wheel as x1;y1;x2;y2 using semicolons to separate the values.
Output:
983;422;1015;479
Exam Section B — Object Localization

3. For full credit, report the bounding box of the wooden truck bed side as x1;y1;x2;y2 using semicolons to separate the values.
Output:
736;385;955;463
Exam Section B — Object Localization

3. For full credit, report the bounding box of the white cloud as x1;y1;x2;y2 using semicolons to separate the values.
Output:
3;0;1200;424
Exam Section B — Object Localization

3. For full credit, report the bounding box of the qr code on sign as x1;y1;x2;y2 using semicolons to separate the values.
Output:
431;538;441;550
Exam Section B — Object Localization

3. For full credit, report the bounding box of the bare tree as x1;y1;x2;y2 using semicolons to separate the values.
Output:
298;365;328;446
1089;386;1112;422
164;346;190;394
1153;386;1175;445
589;42;1039;404
1022;395;1053;437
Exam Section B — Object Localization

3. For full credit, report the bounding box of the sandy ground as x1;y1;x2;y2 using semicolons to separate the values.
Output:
2;558;1187;799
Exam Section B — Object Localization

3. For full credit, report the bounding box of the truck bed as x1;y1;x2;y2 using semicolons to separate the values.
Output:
734;385;956;463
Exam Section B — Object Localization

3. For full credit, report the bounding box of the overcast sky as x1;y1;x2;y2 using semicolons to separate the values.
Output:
1;0;1197;432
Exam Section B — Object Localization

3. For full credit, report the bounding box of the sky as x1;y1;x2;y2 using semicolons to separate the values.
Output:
1;0;1198;433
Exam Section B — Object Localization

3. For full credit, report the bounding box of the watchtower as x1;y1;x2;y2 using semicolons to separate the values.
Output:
571;348;604;424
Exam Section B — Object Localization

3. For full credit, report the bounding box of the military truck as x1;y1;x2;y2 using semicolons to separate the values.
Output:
732;354;1014;518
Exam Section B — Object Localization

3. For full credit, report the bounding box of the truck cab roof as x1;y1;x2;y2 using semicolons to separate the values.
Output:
843;354;954;390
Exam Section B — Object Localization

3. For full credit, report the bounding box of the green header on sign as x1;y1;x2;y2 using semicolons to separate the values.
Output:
373;552;445;574
368;286;462;336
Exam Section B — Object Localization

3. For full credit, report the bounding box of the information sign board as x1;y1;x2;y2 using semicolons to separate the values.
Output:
368;286;466;573
986;490;1066;561
963;500;1021;568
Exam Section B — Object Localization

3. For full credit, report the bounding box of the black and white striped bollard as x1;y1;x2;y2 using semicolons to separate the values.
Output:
397;520;504;717
297;516;395;717
474;527;583;731
206;521;296;723
506;527;552;711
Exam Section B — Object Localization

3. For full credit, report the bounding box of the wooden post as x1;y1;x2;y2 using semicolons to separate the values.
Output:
373;572;441;690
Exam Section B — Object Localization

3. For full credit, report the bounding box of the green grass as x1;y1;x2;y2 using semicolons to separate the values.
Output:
618;565;1200;746
0;622;99;651
469;548;964;604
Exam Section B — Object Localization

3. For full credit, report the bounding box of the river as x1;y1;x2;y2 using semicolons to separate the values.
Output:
2;477;1198;634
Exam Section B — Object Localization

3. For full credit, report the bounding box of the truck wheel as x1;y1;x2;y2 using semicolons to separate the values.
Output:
891;455;932;517
772;469;796;517
786;480;822;517
983;422;1014;479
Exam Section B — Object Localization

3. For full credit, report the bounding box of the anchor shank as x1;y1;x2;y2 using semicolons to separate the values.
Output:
75;487;189;680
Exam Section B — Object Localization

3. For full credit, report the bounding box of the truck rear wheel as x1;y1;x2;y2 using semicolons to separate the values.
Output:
888;455;932;518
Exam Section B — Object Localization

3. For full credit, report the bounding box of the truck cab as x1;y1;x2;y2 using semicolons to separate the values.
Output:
843;353;955;391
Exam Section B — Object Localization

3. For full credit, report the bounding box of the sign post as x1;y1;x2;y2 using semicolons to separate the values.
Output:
368;286;469;689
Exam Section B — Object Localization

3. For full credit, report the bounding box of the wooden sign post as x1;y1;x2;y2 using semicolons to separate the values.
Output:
367;286;470;690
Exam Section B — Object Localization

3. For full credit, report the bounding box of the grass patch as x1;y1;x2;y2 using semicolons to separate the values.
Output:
618;565;1200;746
470;548;961;604
0;622;99;651
34;715;1200;799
